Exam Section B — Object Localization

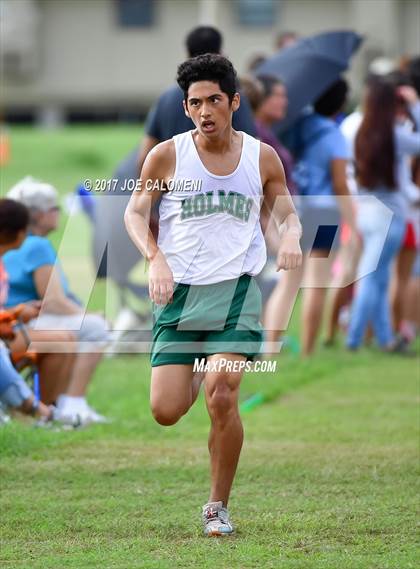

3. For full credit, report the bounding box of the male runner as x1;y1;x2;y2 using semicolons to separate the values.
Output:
125;54;302;536
94;25;255;283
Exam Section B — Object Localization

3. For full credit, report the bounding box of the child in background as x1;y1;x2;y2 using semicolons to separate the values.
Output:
0;199;53;423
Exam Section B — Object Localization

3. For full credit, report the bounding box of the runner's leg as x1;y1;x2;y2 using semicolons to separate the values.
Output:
204;353;245;507
151;363;202;426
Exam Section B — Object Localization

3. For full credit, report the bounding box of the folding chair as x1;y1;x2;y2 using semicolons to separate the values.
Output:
0;307;40;403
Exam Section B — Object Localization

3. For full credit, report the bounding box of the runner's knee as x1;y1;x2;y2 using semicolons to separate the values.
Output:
150;399;186;426
206;375;237;420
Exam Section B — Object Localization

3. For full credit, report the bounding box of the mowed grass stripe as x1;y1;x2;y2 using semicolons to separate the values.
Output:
1;352;418;568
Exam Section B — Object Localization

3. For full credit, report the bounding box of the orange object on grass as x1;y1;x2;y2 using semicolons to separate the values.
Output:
0;305;25;340
11;350;38;371
0;306;38;370
0;128;11;166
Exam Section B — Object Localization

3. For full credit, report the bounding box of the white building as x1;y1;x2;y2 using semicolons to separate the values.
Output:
1;0;419;123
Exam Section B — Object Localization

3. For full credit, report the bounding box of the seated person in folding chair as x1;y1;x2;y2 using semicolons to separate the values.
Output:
4;180;110;424
0;311;53;422
0;200;54;421
1;199;106;426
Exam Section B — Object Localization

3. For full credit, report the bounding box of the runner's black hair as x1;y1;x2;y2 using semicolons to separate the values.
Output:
177;54;238;104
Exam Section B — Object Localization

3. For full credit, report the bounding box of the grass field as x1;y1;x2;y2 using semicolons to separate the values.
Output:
0;127;419;568
1;350;418;569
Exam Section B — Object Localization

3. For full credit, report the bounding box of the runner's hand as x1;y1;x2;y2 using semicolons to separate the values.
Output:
276;231;302;271
149;251;174;305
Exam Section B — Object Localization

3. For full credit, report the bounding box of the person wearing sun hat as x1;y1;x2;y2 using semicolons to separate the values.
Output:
0;197;57;424
4;177;110;425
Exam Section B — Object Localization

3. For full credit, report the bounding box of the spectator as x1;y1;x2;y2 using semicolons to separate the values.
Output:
275;31;299;51
388;68;420;344
0;327;53;423
0;199;60;423
264;79;357;355
240;75;264;113
4;179;110;423
325;70;419;345
254;74;296;194
395;57;420;345
241;74;298;311
323;77;379;344
400;251;420;344
347;81;420;351
246;53;268;73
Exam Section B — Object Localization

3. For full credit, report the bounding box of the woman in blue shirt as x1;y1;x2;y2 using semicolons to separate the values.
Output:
5;179;110;424
265;80;357;356
0;198;68;423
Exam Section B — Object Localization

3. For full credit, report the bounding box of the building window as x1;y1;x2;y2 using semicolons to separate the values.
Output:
116;0;154;28
237;0;277;26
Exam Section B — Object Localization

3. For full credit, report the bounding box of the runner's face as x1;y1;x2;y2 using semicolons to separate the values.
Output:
184;81;240;137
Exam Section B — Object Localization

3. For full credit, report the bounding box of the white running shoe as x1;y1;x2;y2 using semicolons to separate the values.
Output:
202;501;234;537
83;404;110;424
52;407;84;428
0;402;11;426
53;399;109;427
74;400;110;424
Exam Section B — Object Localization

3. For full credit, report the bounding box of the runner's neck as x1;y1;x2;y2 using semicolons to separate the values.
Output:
193;126;238;154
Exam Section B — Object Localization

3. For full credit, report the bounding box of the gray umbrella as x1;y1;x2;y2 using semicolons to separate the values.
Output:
256;30;363;132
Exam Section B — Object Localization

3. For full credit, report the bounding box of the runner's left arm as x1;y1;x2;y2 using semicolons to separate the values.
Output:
260;143;302;271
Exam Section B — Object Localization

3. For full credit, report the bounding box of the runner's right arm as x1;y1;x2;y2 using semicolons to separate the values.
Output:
125;140;175;305
136;135;160;179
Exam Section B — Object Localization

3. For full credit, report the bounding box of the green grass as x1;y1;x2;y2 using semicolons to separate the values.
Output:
0;125;142;196
1;350;418;569
0;126;143;313
0;127;419;568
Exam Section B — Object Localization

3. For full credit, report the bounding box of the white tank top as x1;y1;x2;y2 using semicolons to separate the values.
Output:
157;130;267;285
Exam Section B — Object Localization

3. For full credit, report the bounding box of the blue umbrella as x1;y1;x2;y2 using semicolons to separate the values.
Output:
256;30;363;132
